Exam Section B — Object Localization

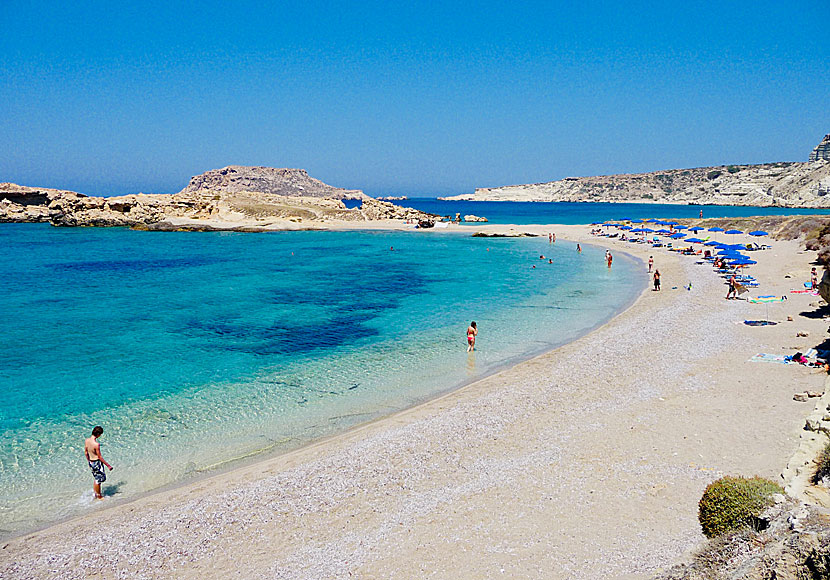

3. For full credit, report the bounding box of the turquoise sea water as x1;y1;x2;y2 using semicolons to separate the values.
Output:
390;199;830;224
0;223;642;537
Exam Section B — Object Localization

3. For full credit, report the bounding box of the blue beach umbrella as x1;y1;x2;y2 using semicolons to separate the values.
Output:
618;217;633;222
630;219;643;223
748;230;768;237
643;228;655;233
686;237;704;243
657;229;672;234
663;221;678;226
619;225;632;230
725;229;743;235
708;227;725;232
591;222;603;225
688;226;705;232
674;225;688;230
670;233;687;238
704;241;721;246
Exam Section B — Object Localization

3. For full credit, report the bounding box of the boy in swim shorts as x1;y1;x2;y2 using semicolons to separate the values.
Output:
85;426;113;499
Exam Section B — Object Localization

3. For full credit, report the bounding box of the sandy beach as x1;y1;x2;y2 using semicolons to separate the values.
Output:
2;223;827;579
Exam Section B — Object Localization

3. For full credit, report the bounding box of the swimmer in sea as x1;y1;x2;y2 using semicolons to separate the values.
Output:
466;321;477;352
577;244;581;253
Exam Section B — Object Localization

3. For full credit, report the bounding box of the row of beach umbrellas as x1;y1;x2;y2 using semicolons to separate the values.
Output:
592;220;769;238
591;219;770;267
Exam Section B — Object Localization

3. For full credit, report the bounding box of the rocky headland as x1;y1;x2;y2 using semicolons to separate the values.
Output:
0;167;437;230
442;135;830;207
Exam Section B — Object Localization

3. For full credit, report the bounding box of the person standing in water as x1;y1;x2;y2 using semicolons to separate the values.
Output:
648;256;653;273
466;321;478;352
84;426;113;500
577;243;581;253
607;252;613;268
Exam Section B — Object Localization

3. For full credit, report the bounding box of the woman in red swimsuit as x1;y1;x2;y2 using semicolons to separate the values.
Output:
466;321;478;352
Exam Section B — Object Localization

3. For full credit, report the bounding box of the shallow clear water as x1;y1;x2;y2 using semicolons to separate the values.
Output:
392;199;830;224
0;223;642;536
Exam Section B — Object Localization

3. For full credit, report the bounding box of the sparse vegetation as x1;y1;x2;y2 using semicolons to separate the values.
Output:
707;170;722;180
698;476;782;538
812;438;830;485
727;165;741;174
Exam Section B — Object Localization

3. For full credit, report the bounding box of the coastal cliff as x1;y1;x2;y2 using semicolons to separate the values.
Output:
443;134;830;206
0;167;436;230
443;160;830;207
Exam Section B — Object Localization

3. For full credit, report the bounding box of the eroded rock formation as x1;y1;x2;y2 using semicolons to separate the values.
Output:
811;134;830;163
0;167;437;230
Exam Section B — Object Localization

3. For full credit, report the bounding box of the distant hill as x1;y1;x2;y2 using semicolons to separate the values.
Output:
442;135;830;207
179;166;366;200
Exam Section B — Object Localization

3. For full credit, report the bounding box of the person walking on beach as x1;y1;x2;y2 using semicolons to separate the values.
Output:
84;426;113;500
466;321;478;352
648;256;653;273
726;274;738;300
653;269;661;291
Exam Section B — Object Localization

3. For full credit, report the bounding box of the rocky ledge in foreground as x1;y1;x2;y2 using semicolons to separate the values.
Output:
658;497;830;579
0;167;437;229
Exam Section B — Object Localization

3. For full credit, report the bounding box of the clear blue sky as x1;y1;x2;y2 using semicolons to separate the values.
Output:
1;1;828;196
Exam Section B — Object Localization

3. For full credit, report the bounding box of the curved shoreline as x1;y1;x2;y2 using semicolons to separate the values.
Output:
2;224;827;579
0;229;644;540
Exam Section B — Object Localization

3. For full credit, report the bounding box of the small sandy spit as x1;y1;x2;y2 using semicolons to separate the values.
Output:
2;222;827;579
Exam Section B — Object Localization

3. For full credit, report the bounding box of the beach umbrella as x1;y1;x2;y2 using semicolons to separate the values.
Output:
708;227;725;232
674;225;688;230
630;219;643;223
704;241;721;246
618;217;632;222
686;237;704;243
643;228;655;233
657;229;672;234
748;230;768;237
591;222;603;225
619;225;632;230
725;229;743;235
748;294;783;321
663;221;678;226
670;233;686;239
688;226;705;232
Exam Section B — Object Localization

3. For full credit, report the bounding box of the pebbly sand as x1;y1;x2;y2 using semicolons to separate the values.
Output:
2;223;828;579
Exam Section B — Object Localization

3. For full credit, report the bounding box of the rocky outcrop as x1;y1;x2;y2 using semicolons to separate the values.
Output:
0;169;439;230
658;498;830;580
179;166;365;200
811;134;830;162
442;160;830;207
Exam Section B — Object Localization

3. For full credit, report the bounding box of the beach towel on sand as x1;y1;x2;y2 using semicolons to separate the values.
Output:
749;353;793;364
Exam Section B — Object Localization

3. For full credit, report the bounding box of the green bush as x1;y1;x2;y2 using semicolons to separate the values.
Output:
727;165;741;174
813;439;830;484
698;476;783;538
707;170;722;180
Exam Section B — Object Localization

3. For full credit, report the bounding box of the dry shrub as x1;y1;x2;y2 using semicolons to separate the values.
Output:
698;476;783;538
